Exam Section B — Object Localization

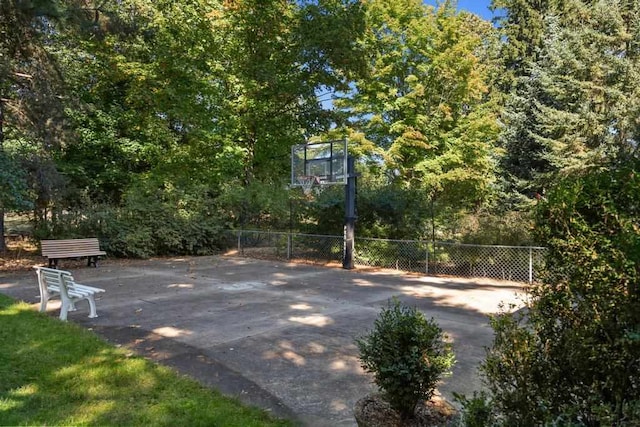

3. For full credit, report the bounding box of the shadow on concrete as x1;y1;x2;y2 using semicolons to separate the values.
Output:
0;255;527;427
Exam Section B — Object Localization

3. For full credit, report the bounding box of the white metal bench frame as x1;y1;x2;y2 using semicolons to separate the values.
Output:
41;238;107;268
34;266;105;321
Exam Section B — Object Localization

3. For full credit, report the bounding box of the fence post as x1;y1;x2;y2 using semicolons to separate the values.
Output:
287;232;292;260
237;230;241;255
529;247;533;284
425;243;429;274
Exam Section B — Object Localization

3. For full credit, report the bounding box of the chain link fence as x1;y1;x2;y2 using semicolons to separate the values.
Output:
434;242;546;283
225;230;546;283
223;230;343;264
355;237;428;272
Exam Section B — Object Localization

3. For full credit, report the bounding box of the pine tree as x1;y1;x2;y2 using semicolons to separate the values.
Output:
495;0;640;201
0;1;69;249
491;0;554;79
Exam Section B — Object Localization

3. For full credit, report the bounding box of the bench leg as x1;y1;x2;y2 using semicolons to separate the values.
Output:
87;256;99;268
87;296;98;318
39;295;49;313
59;301;71;321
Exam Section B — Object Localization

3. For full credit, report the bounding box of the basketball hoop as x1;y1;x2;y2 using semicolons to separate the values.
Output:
297;175;319;196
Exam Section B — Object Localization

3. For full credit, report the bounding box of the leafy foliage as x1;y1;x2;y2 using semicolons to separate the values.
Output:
32;184;228;258
0;150;30;213
356;298;455;419
355;181;428;239
338;0;500;211
453;391;496;427
482;156;640;426
218;180;291;230
4;0;638;255
0;0;370;245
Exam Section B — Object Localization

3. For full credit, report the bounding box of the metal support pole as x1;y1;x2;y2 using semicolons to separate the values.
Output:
343;156;356;270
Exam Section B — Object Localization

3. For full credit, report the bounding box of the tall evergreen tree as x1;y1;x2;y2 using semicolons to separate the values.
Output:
529;2;640;178
491;0;558;201
491;0;556;80
494;0;640;201
0;0;71;248
482;2;640;423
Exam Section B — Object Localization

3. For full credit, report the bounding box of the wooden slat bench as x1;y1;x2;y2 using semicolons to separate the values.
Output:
34;266;105;321
41;238;107;268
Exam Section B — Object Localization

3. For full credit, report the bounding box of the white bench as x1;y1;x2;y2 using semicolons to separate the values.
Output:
34;266;105;321
41;238;107;268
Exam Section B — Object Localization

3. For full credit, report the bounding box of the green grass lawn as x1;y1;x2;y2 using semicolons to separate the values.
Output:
0;294;294;426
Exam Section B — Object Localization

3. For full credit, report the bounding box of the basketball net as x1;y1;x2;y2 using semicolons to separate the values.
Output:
297;175;319;196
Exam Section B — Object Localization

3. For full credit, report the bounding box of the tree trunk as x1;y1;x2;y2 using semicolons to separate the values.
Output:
0;210;5;252
0;98;5;252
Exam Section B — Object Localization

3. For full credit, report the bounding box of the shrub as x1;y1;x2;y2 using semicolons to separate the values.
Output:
481;157;640;426
453;391;496;427
356;298;455;419
458;210;534;246
31;186;229;258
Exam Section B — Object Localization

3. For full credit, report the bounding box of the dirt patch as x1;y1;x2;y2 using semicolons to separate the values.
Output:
354;393;458;427
0;237;41;271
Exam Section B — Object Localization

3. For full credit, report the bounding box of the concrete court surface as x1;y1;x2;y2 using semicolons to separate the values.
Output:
0;255;525;426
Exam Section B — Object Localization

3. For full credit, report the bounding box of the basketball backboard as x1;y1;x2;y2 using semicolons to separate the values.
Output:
291;139;348;189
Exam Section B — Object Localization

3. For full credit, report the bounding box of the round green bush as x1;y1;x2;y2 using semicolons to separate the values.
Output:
356;298;455;419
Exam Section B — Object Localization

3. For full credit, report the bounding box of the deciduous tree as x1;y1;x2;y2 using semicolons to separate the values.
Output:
337;0;500;232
